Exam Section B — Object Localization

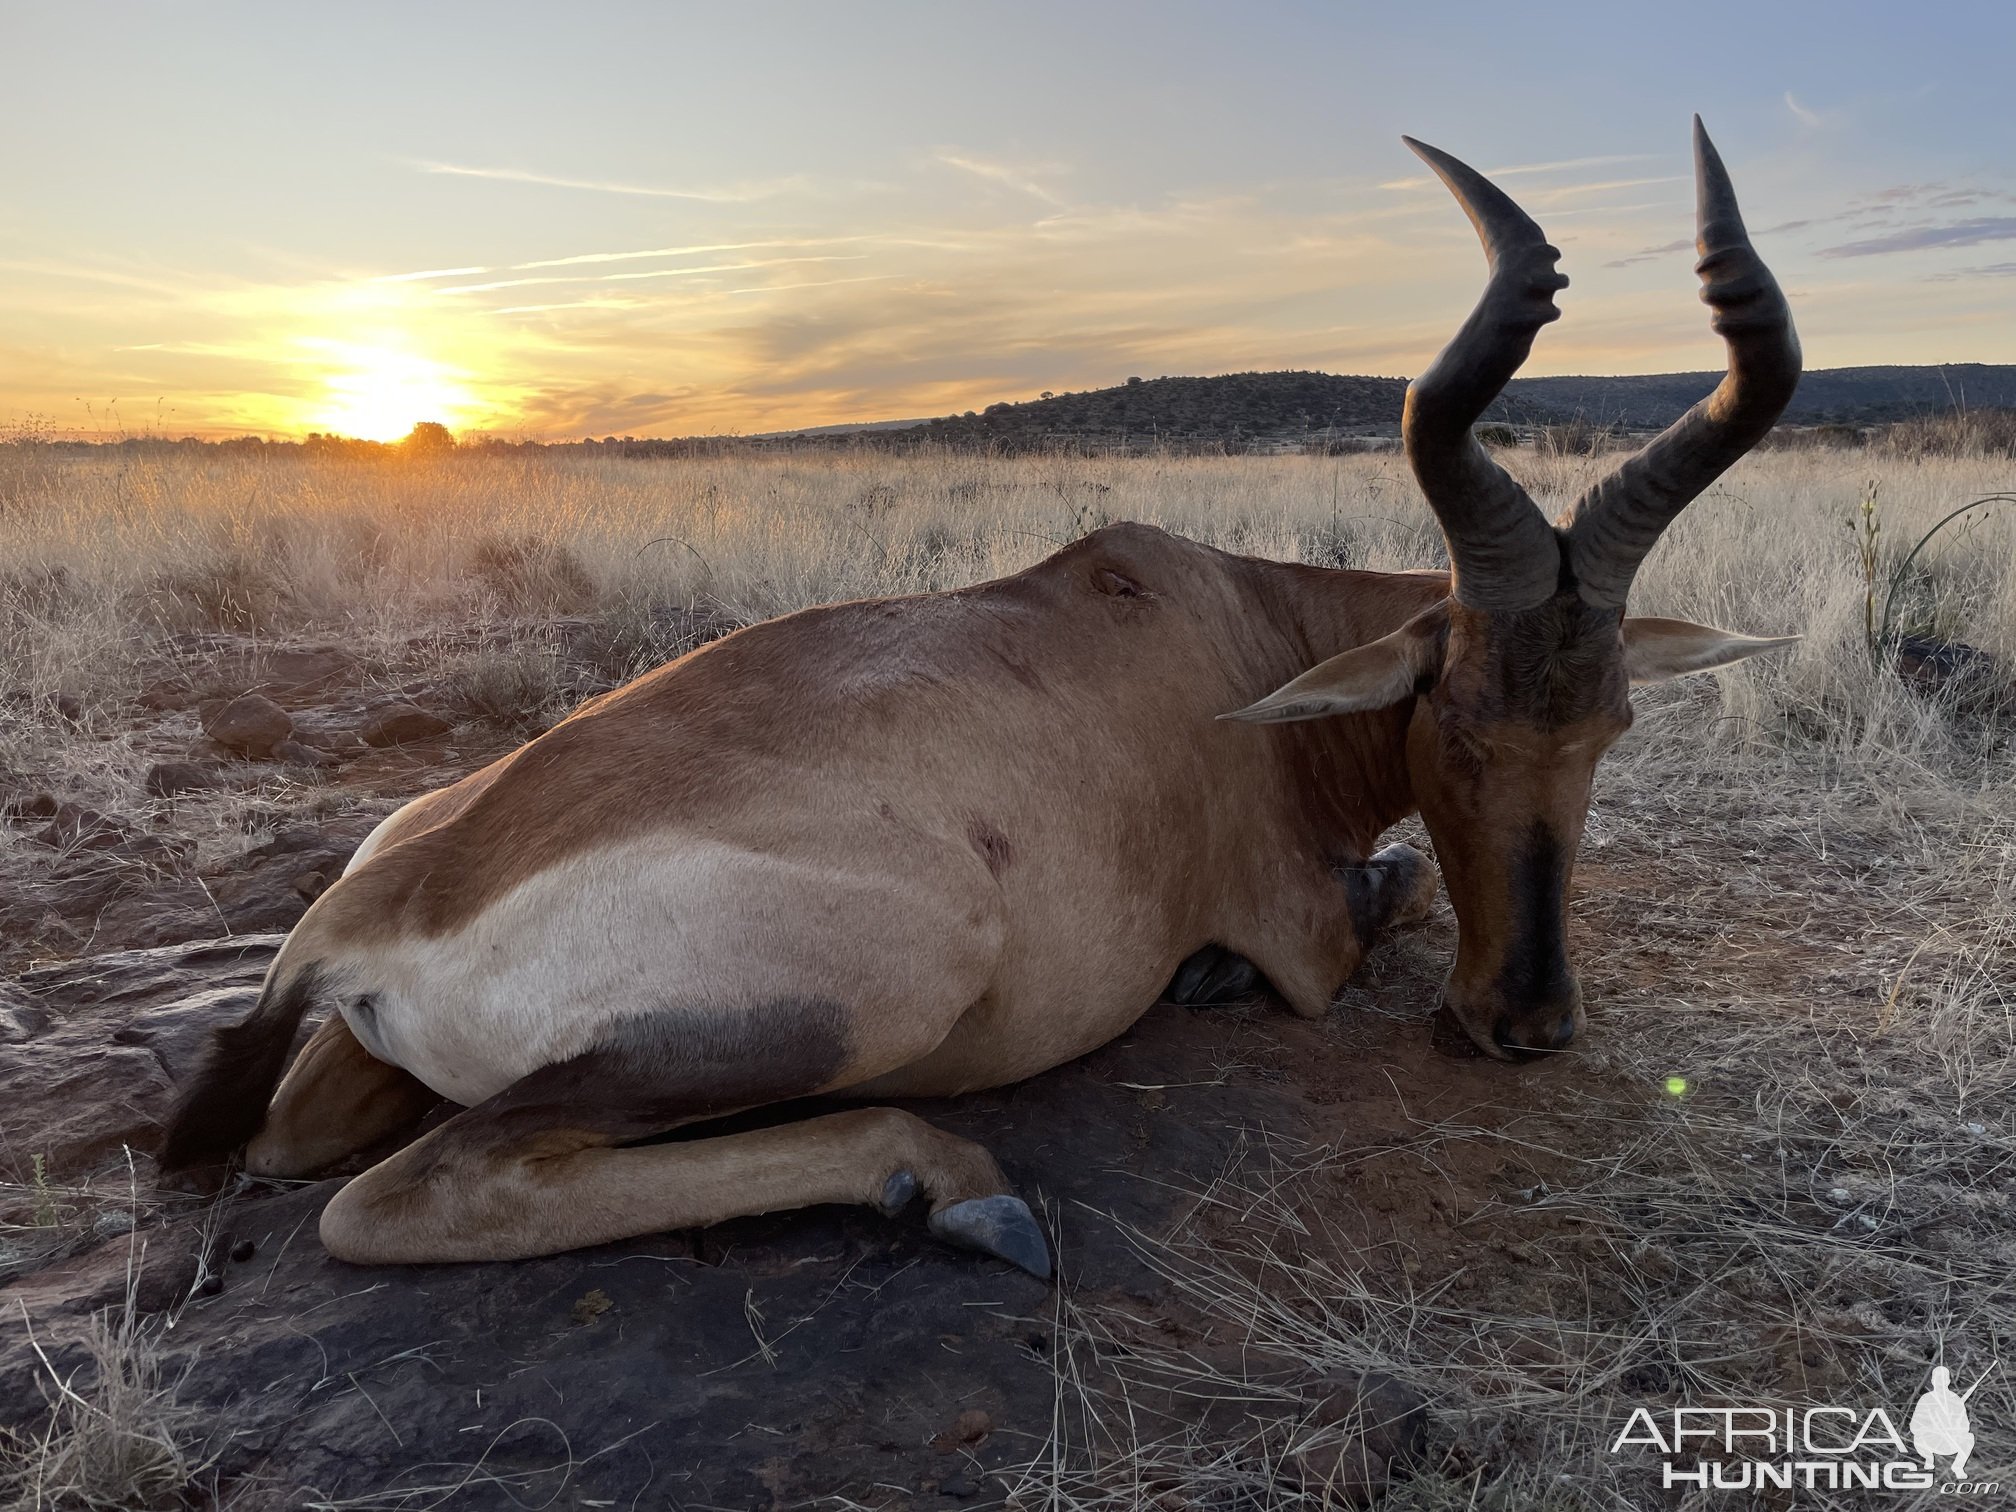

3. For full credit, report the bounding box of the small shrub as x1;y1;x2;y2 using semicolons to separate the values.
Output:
0;442;62;512
439;643;578;732
1876;409;2016;459
566;598;736;687
1305;527;1357;570
469;534;596;614
137;552;288;633
1534;416;1626;457
0;1301;219;1509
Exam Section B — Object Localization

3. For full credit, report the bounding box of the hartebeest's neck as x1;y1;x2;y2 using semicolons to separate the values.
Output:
1233;556;1452;859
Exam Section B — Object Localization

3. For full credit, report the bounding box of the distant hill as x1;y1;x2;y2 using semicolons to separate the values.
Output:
910;372;1407;448
879;364;2016;450
1504;364;2016;429
753;417;929;439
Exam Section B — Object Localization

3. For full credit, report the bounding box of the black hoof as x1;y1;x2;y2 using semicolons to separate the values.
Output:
928;1195;1052;1280
879;1169;919;1216
1166;944;1261;1006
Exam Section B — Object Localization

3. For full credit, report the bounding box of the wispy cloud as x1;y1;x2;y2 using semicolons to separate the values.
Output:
1604;237;1694;270
514;237;871;271
435;253;867;297
492;297;654;315
0;259;195;298
1785;91;1824;128
1521;176;1687;206
368;265;491;284
1379;153;1658;191
409;160;806;203
15;130;2016;440
1927;260;2016;282
726;273;900;297
598;254;866;285
1820;216;2016;257
932;150;1067;206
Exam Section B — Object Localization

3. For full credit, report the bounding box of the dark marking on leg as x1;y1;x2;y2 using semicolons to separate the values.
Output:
1338;863;1393;938
403;998;854;1180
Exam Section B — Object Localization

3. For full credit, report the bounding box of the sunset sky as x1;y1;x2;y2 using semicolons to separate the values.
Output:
6;1;2013;440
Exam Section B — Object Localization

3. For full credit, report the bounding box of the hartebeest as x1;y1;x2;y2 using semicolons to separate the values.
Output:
162;121;1800;1278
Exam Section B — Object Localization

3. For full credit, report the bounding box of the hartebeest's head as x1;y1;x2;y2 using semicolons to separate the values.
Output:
1233;121;1802;1058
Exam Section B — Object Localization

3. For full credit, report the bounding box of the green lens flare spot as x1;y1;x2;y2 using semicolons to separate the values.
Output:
1663;1076;1689;1098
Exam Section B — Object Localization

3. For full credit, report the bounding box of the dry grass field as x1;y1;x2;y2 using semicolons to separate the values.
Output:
2;441;2013;1508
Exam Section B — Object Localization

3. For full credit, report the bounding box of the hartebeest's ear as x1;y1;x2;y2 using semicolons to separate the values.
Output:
1221;612;1444;724
1621;617;1800;686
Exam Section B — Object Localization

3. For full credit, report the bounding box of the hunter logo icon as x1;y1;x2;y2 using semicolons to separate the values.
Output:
1910;1365;1989;1480
1610;1354;2002;1494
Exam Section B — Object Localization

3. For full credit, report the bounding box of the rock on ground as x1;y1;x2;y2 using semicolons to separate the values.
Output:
358;703;453;747
200;693;293;759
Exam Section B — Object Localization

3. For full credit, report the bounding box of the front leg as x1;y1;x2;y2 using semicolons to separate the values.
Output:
1167;843;1440;1017
1272;842;1440;1018
1342;842;1440;936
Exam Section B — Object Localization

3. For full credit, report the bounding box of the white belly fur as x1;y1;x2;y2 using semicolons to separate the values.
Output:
329;833;983;1107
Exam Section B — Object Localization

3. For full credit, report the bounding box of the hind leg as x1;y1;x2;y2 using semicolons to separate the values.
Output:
319;1103;1047;1275
244;1014;440;1178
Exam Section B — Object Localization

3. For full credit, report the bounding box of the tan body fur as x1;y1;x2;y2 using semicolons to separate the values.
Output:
302;525;1434;1113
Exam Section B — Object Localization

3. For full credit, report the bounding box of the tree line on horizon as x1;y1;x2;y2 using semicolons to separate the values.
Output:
9;363;2016;458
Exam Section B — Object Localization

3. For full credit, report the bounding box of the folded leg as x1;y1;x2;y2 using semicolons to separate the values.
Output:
319;1101;1048;1275
244;1012;440;1178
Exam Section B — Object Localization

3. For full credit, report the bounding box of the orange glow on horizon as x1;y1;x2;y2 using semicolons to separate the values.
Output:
294;339;485;441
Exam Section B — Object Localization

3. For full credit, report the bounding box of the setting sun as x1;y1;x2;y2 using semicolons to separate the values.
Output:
300;340;482;440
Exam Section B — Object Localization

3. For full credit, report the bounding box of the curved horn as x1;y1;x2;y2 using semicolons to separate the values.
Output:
1401;136;1568;612
1563;118;1802;608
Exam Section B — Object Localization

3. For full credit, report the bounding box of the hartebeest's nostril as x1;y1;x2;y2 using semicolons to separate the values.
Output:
1547;1012;1579;1051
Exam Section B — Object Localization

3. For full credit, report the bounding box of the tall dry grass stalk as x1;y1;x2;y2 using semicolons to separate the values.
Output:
0;1164;219;1511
